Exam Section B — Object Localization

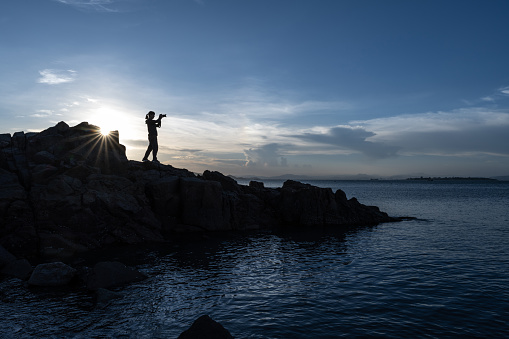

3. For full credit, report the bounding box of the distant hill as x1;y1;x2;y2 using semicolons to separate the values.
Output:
406;176;499;181
492;176;509;181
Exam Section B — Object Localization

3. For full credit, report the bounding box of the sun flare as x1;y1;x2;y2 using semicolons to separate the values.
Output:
90;106;139;142
99;128;111;136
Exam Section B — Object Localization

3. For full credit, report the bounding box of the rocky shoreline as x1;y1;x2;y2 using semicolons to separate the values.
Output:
1;121;401;337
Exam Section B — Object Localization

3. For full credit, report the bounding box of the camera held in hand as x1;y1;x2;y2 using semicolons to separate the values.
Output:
160;114;167;118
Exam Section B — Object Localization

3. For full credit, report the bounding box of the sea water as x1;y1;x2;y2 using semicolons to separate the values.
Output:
1;180;508;338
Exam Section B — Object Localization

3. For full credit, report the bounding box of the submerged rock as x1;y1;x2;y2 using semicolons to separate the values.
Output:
178;315;233;339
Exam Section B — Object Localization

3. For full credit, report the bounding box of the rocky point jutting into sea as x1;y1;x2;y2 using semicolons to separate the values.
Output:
0;121;401;336
1;121;398;261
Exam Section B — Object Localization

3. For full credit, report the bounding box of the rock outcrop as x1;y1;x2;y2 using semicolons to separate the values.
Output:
28;262;77;286
178;315;233;339
0;121;398;260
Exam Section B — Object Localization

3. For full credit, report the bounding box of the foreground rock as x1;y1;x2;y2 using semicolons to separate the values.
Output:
28;262;77;286
178;315;233;339
0;121;399;260
86;261;147;290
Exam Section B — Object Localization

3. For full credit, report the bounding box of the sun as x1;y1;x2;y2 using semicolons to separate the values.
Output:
90;106;138;141
99;128;111;136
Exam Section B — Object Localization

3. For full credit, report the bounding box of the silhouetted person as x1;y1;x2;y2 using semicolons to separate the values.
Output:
142;110;165;163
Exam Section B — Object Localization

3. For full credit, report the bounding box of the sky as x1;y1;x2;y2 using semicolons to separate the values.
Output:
1;0;509;178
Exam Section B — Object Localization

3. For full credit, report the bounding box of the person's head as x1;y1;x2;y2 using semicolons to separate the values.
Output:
145;111;155;120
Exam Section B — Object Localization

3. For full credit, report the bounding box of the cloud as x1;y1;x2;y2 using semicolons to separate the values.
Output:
37;69;77;85
293;126;400;159
244;143;288;168
30;110;53;118
500;86;509;95
352;108;509;157
53;0;119;12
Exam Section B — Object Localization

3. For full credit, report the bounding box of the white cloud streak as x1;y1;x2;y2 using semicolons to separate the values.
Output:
37;69;77;85
53;0;119;12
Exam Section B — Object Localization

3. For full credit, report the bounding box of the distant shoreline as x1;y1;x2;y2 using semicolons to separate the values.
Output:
231;175;505;182
405;177;499;181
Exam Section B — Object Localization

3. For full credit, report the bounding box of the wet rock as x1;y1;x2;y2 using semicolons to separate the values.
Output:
178;315;233;339
28;262;77;286
86;261;147;290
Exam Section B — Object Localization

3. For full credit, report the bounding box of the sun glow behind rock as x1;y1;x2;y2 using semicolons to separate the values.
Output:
90;106;139;142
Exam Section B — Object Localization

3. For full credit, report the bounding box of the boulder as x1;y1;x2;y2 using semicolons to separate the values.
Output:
178;315;233;339
86;261;147;290
28;262;77;286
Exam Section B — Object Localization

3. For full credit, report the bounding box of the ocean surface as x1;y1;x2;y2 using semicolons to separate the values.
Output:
1;179;508;338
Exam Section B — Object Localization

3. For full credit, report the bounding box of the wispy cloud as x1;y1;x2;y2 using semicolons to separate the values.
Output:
30;110;53;118
53;0;119;12
292;126;400;159
351;108;509;157
37;69;77;85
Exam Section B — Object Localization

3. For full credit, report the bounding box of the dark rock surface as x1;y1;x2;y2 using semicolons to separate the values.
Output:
28;262;77;286
178;315;233;339
1;121;398;261
86;261;147;290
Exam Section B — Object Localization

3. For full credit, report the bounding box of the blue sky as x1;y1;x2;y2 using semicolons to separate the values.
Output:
2;0;509;178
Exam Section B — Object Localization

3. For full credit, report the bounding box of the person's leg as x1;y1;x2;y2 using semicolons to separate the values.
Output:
152;136;159;161
143;135;153;161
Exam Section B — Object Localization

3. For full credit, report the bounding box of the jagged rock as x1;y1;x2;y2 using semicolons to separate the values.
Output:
86;261;147;290
178;315;233;339
179;177;226;231
33;151;57;165
249;180;264;189
28;262;77;286
31;164;59;184
0;121;399;260
63;164;100;181
202;170;241;193
278;180;340;226
0;133;11;148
